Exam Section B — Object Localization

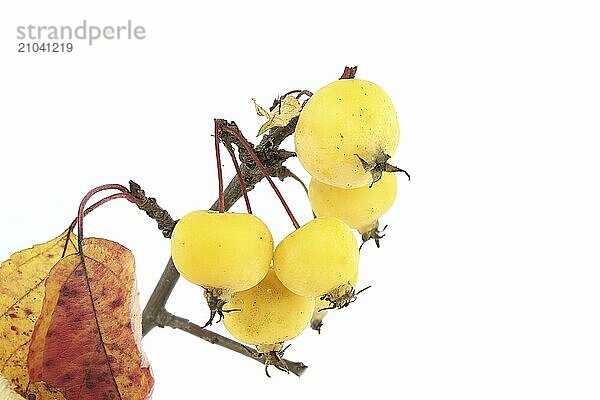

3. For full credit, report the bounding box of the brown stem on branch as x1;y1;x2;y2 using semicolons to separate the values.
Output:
340;66;358;79
214;119;225;213
221;136;252;214
218;120;300;230
277;168;309;197
129;181;177;238
281;89;314;100
159;311;307;377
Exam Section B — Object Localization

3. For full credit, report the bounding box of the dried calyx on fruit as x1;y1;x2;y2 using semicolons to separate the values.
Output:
310;271;361;333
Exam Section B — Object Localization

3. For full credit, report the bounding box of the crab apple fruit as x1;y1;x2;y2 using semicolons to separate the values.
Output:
223;270;315;353
294;78;400;188
170;210;273;293
309;172;397;236
273;216;359;301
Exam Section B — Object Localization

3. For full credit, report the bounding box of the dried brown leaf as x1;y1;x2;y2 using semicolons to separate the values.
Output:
27;238;153;400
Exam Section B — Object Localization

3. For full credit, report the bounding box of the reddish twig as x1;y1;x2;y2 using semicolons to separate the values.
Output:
214;119;225;213
219;120;300;229
222;140;252;214
64;192;136;257
75;184;139;257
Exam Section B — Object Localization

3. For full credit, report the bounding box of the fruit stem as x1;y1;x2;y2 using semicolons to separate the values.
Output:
214;119;225;213
219;120;300;229
75;184;140;258
64;192;134;257
222;140;252;214
281;89;314;99
340;66;358;79
69;192;131;231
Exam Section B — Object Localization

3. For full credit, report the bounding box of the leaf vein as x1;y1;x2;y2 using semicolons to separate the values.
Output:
79;258;123;400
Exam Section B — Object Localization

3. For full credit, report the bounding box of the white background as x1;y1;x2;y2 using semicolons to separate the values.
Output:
1;1;599;399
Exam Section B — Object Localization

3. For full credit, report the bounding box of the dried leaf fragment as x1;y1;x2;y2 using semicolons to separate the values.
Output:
253;95;301;136
0;230;77;394
0;372;26;399
27;238;153;400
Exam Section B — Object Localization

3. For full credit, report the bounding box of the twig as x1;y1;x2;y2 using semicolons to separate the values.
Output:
129;181;177;238
75;184;139;258
221;129;252;214
214;119;225;213
218;120;300;229
160;311;307;377
64;192;136;257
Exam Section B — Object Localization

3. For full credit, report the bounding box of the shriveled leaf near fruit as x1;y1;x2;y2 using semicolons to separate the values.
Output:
0;230;77;393
27;238;153;400
253;95;301;136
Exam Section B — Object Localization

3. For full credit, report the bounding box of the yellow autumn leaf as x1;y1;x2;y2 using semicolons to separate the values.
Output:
253;95;301;136
22;381;65;400
0;230;77;394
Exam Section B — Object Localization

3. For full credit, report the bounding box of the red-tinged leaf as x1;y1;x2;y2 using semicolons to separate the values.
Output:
0;230;77;394
26;238;153;400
